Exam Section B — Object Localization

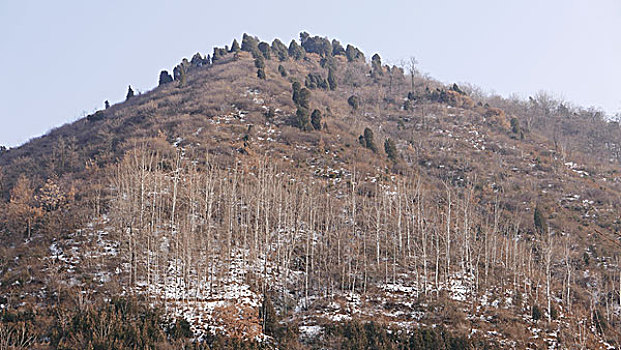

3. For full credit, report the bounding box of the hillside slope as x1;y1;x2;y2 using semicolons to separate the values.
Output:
0;33;620;349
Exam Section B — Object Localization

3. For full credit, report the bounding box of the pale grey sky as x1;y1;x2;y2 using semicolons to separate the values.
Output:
1;0;620;147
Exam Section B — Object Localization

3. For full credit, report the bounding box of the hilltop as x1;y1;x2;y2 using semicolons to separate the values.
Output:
0;32;620;349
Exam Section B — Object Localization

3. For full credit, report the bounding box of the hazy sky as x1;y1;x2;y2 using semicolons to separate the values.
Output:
1;0;620;147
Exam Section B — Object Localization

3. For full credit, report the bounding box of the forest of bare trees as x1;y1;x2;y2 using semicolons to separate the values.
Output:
107;140;621;346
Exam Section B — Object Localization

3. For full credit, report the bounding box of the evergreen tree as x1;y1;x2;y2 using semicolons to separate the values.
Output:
295;107;310;130
348;95;360;110
241;33;260;55
260;295;278;337
371;53;383;76
384;138;398;161
311;109;322;130
104;100;110;109
271;38;289;61
257;68;266;80
191;52;206;67
532;305;542;321
363;127;377;153
298;88;311;109
254;56;265;69
258;41;271;60
299;32;332;57
534;205;548;234
177;64;186;88
346;44;364;62
451;83;465;95
292;81;301;105
327;67;337;90
288;40;305;60
158;70;173;86
230;39;240;53
212;47;227;61
278;64;287;77
305;73;328;90
126;85;134;100
332;39;346;56
510;117;521;134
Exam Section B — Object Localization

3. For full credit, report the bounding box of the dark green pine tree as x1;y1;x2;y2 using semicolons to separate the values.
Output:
260;294;278;337
177;65;186;88
271;38;289;61
296;107;311;130
254;56;265;69
311;109;322;130
258;42;271;60
257;68;266;80
241;33;259;54
298;88;311;109
327;67;337;90
230;39;240;53
348;95;360;110
332;39;346;56
158;70;173;86
126;85;134;100
292;81;301;104
288;40;305;60
371;53;383;76
384;138;398;161
534;205;548;234
363;127;377;153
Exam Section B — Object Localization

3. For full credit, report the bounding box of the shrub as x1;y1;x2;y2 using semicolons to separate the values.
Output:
583;251;590;266
87;111;105;122
168;317;193;340
278;64;287;77
450;83;465;95
484;107;505;118
550;303;558;320
104;100;110;109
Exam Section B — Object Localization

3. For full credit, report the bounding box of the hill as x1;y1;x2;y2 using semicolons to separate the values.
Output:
0;32;620;349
